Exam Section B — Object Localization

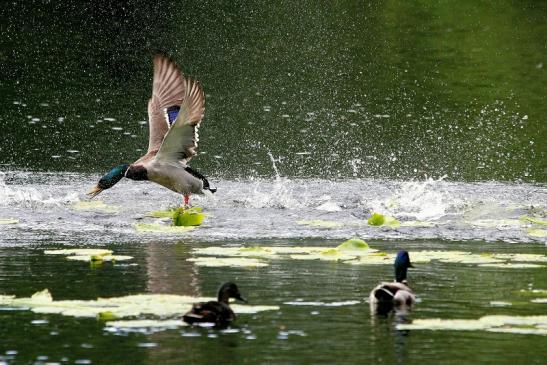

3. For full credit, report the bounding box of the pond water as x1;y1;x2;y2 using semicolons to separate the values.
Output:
1;1;546;364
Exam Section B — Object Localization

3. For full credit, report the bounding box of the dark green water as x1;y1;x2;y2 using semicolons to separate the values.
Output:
1;0;545;180
1;1;546;364
1;241;546;365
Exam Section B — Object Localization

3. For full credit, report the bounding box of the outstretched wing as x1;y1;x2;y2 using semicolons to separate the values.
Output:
154;73;205;164
146;55;187;153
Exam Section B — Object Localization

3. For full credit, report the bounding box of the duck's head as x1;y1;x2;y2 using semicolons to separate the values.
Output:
217;282;247;304
394;250;413;283
87;164;130;198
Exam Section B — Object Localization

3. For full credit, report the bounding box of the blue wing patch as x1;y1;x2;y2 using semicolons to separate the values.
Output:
166;106;180;126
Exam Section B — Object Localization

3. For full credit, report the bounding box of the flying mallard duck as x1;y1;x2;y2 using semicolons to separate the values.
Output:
369;250;416;315
183;282;247;327
88;55;216;206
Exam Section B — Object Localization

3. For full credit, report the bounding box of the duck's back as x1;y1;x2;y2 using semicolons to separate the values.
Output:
183;300;235;325
369;282;415;314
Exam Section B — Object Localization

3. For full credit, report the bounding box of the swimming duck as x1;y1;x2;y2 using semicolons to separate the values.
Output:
369;250;415;315
183;282;247;327
88;55;216;206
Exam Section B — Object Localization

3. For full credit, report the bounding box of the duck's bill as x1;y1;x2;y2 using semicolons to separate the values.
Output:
236;295;248;303
87;185;103;198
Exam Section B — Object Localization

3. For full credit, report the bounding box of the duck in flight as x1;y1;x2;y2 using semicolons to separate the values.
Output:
88;55;216;206
369;250;416;315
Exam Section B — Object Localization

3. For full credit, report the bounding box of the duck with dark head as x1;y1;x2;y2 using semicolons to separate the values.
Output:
183;282;247;328
88;55;216;206
369;250;416;316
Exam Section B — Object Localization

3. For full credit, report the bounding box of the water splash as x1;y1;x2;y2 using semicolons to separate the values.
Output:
369;176;458;221
0;171;78;208
242;154;304;209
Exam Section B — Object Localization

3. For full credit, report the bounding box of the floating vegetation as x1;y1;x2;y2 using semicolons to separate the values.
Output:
173;207;205;226
296;220;343;228
469;219;524;228
187;257;268;268
367;213;400;228
489;301;512;307
0;289;278;319
189;242;547;268
479;263;546;269
396;315;547;335
290;239;378;261
134;223;196;233
72;200;119;213
527;228;547;238
0;218;19;224
146;206;205;227
44;249;133;263
519;216;547;226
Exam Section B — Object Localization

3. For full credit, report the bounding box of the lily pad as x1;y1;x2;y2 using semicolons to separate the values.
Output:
479;263;546;269
0;218;19;224
134;223;195;233
67;255;134;262
187;257;268;268
336;238;369;251
147;209;178;218
492;253;547;262
396;315;547;336
45;249;113;256
367;213;385;226
519;216;547;226
0;289;278;319
367;213;400;228
527;228;547;238
489;301;512;307
173;207;205;226
72;200;119;213
44;249;133;263
296;220;343;228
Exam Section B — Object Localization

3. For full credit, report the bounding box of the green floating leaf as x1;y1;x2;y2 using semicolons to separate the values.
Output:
0;289;278;319
44;249;133;263
493;254;547;263
367;213;400;228
528;228;547;238
519;216;547;226
72;200;119;213
396;315;547;335
45;249;113;256
367;213;385;226
479;263;546;269
336;238;369;251
67;255;134;262
0;218;19;225
489;301;512;307
147;209;177;219
296;220;344;228
468;219;524;228
134;223;195;233
173;207;205;226
187;257;268;268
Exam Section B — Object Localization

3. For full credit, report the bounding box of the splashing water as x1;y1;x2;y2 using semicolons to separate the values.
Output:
369;176;458;221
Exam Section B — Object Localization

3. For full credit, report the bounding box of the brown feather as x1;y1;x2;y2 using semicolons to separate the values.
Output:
147;55;186;153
